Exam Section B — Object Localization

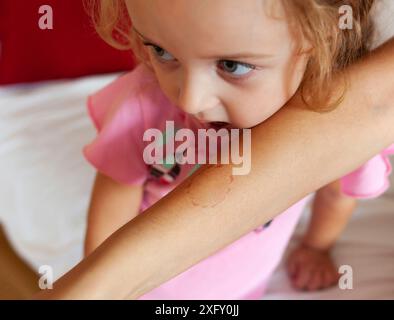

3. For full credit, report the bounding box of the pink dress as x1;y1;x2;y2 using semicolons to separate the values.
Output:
83;64;394;300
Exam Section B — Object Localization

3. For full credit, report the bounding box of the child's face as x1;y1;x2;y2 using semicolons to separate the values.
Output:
127;0;310;129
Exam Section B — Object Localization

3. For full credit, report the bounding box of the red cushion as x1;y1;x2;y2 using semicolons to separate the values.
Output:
0;0;136;85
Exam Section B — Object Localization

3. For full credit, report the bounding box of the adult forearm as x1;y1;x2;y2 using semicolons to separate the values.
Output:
34;38;394;300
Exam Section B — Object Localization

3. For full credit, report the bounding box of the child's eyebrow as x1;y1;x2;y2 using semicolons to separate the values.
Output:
132;27;159;45
133;26;176;54
132;26;275;60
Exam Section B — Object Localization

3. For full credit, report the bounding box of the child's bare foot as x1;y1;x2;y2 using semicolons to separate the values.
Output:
286;244;340;291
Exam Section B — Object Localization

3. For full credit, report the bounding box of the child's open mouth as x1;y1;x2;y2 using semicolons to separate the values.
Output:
209;121;231;130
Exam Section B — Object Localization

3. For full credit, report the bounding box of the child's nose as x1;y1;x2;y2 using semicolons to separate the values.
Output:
176;77;217;116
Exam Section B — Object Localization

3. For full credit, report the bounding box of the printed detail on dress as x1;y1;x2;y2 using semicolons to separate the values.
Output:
254;219;273;233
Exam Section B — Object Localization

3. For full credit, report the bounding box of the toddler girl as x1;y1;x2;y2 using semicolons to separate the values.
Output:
83;0;394;298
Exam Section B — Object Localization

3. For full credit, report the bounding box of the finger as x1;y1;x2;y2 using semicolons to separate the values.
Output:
294;266;312;290
307;269;323;291
323;268;338;288
286;256;298;279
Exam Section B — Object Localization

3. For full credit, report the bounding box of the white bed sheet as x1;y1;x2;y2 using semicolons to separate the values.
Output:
0;74;118;280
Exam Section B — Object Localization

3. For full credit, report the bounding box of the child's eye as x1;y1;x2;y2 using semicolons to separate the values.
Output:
148;45;176;62
218;60;256;77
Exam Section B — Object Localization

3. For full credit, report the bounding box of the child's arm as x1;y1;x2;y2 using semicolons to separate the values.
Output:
84;172;143;257
34;38;394;300
302;180;357;251
287;179;357;291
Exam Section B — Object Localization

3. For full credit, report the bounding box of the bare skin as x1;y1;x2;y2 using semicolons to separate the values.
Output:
185;164;235;208
33;38;394;299
287;180;357;291
84;173;143;257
